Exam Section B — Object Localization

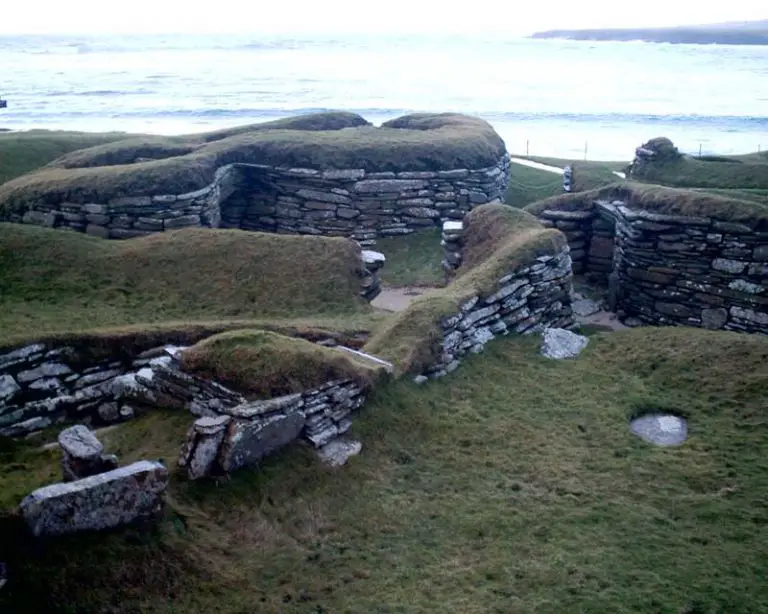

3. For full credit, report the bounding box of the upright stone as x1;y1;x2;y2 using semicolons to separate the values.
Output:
58;425;118;482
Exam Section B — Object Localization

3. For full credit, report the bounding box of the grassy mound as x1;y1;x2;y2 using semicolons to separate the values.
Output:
180;329;386;399
631;148;768;190
0;112;506;214
364;205;565;373
0;223;370;342
2;327;767;612
0;129;138;185
525;181;768;224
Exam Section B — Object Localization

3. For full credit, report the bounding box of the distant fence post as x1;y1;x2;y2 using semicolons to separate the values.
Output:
526;140;529;157
698;144;702;158
584;142;588;161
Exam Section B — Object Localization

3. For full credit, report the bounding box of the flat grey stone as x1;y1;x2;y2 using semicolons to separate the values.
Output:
58;425;103;460
20;460;168;537
317;439;362;468
630;414;688;446
540;328;589;360
0;375;21;401
572;298;602;318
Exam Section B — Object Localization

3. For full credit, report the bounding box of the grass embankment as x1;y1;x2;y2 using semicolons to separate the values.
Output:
365;204;565;374
0;223;373;344
374;228;445;288
631;150;768;194
180;329;386;399
505;158;625;207
525;181;768;223
0;112;506;214
0;130;138;185
2;327;767;613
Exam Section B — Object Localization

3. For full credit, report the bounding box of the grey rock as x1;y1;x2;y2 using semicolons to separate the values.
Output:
630;414;687;446
730;306;768;326
711;258;747;274
180;415;231;479
413;375;428;385
219;413;305;472
322;169;365;181
59;425;103;460
0;343;46;369
572;298;602;318
224;393;303;419
0;375;21;402
540;328;589;360
353;179;428;193
20;460;168;537
29;377;62;392
701;308;728;330
728;279;764;295
97;402;120;422
317;438;362;468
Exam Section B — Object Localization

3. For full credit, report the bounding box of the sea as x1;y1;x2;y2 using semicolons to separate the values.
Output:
1;33;767;160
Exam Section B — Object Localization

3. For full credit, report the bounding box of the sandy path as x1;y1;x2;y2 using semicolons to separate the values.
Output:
372;286;439;312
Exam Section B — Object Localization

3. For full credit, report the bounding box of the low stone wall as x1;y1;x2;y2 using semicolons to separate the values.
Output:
7;155;510;246
0;342;163;438
416;245;574;381
179;378;368;479
533;199;768;333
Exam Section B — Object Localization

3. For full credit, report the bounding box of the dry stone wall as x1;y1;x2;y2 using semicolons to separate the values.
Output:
415;244;575;382
534;200;768;333
7;155;510;246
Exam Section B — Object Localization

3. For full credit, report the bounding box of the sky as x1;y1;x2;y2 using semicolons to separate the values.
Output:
0;0;765;36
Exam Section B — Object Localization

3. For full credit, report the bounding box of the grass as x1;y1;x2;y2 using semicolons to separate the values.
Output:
631;152;768;190
364;205;565;374
0;130;138;185
374;228;445;288
2;327;767;612
0;223;372;342
180;329;388;399
525;181;768;224
505;159;624;207
0;112;506;213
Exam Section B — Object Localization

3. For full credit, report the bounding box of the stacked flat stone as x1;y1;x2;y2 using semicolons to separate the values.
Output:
535;199;768;333
58;425;118;482
0;343;191;438
536;208;614;277
179;377;369;479
361;250;386;301
441;221;464;280
7;155;510;245
416;246;574;380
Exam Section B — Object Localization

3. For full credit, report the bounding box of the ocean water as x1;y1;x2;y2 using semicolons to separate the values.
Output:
1;33;767;160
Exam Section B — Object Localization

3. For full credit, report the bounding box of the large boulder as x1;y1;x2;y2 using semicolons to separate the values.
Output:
58;425;118;481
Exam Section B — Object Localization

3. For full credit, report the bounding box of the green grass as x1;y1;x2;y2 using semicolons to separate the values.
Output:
505;159;624;207
2;327;767;613
631;153;768;190
525;181;768;223
693;188;768;206
374;228;445;288
180;329;388;399
0;112;506;213
365;204;565;374
0;223;372;342
0;130;138;184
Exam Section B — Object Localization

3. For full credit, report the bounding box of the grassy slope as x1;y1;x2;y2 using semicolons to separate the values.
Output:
632;154;768;190
0;130;138;184
506;159;623;208
2;327;767;613
0;224;371;341
374;228;445;288
180;329;386;399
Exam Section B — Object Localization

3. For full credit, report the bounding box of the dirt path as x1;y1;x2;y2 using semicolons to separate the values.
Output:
372;286;439;312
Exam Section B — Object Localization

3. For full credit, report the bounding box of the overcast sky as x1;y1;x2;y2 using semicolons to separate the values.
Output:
1;0;766;35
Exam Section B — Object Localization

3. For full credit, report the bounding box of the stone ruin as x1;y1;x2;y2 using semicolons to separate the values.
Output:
19;425;168;537
627;136;682;178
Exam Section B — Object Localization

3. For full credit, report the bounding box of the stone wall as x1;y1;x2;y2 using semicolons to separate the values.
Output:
7;155;510;246
415;244;574;381
534;199;768;333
